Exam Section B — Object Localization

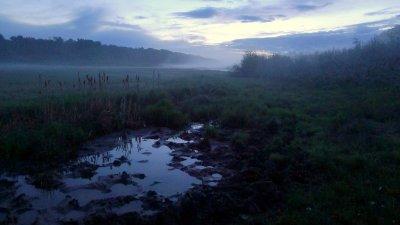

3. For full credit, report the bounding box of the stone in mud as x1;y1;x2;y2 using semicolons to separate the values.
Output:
99;173;137;186
112;156;130;167
132;173;146;179
202;173;223;183
194;138;210;152
56;195;81;213
10;194;32;214
165;142;182;149
68;162;98;179
80;167;97;179
117;156;129;163
26;172;64;190
83;195;137;215
168;155;188;169
179;131;198;141
146;190;157;197
208;181;218;187
171;155;186;163
62;174;133;193
150;181;161;186
145;134;160;139
113;160;122;167
59;210;86;224
86;182;112;193
152;140;161;148
167;161;183;170
119;172;131;185
140;191;164;211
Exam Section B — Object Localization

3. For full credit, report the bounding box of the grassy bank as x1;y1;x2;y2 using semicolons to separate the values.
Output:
0;66;399;224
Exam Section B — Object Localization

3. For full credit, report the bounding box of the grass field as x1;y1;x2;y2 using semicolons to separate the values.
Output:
0;65;399;224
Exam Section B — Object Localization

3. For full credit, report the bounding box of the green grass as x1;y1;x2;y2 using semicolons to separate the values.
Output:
0;65;399;224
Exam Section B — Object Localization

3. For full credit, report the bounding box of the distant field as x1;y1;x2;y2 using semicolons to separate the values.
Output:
0;65;227;102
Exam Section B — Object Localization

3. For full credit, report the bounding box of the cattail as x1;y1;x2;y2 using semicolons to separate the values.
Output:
136;74;140;92
157;71;160;88
98;73;101;89
152;70;156;89
126;74;130;88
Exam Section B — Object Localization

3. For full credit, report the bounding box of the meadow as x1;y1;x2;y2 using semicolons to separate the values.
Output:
0;65;399;224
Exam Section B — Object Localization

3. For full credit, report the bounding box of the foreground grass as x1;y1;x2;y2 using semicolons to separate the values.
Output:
0;66;399;224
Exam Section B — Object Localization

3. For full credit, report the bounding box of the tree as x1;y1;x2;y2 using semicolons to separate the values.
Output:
0;34;206;66
231;26;400;79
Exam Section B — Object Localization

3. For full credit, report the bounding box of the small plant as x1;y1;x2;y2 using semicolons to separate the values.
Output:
204;124;219;138
230;131;249;149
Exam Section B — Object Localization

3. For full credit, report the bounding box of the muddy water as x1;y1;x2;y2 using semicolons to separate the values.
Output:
0;124;223;225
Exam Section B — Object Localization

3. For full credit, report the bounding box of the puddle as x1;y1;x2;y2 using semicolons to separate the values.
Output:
189;123;204;133
0;124;224;224
165;137;192;144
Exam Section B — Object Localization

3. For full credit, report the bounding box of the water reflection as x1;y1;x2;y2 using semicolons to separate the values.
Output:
0;124;223;224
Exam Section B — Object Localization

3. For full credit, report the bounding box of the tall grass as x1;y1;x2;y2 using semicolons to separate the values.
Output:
0;66;399;224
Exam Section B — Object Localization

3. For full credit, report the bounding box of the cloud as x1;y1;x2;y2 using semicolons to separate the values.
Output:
237;15;273;23
186;34;207;42
0;8;158;47
294;3;331;11
365;8;400;16
135;16;147;20
174;5;287;23
225;15;400;54
175;7;219;19
174;0;332;23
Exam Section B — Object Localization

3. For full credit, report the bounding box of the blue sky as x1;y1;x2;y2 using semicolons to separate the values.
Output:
0;0;400;65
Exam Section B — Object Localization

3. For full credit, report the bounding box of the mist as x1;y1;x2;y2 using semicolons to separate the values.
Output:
1;2;400;224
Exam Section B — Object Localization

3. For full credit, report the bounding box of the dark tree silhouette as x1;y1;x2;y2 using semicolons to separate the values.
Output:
0;35;207;66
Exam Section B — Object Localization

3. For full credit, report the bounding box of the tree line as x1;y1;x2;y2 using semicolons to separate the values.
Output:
0;35;205;66
232;26;400;79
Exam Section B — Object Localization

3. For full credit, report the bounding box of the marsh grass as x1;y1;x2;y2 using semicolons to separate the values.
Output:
0;66;399;224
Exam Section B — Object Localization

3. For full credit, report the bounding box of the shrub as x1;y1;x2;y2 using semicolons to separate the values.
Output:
143;100;187;128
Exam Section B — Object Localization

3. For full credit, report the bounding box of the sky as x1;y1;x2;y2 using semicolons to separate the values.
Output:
1;0;400;66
